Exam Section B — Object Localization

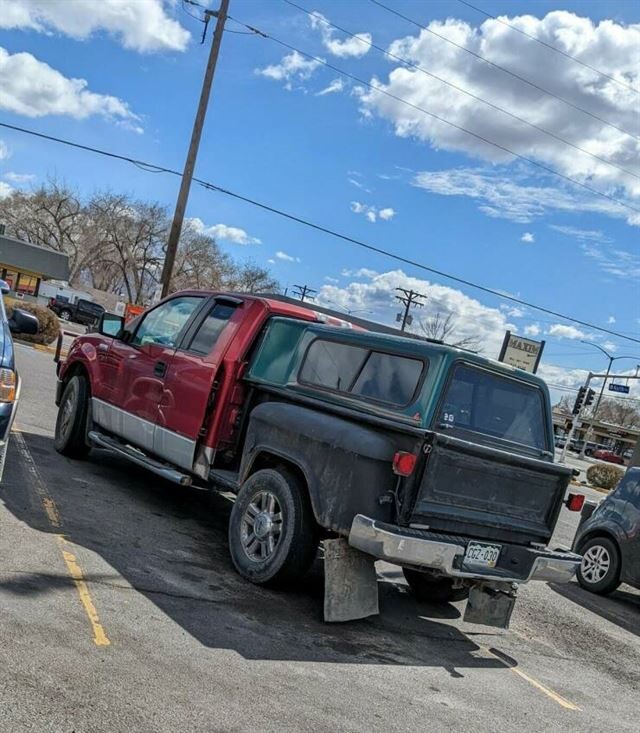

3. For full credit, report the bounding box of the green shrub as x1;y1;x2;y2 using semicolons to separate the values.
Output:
586;463;624;491
5;298;60;345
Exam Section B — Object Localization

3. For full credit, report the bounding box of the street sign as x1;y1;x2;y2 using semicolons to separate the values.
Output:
498;331;545;373
609;383;630;394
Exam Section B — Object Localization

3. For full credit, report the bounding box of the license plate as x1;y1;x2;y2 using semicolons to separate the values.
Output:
464;542;501;568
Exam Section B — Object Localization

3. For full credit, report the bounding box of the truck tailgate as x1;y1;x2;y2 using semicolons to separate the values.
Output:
406;432;573;545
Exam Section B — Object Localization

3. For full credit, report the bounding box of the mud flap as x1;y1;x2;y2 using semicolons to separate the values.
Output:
464;582;517;629
323;538;379;623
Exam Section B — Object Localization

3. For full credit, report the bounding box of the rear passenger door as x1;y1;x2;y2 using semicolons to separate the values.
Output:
155;297;241;470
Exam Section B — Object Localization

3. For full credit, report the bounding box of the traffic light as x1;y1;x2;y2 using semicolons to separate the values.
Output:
572;386;596;415
572;386;586;415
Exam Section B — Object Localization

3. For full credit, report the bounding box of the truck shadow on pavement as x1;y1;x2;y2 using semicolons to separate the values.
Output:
549;581;640;638
2;431;509;674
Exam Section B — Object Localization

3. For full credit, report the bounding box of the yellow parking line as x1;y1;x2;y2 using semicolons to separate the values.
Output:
13;430;111;647
487;647;580;711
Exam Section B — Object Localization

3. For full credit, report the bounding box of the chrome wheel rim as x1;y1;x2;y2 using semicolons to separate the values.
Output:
58;383;76;438
240;491;283;563
60;311;70;321
581;545;611;584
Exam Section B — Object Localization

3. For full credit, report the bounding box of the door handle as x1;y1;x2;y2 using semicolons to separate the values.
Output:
154;360;167;377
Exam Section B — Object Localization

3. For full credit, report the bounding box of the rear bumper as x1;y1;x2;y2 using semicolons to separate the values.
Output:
348;514;580;584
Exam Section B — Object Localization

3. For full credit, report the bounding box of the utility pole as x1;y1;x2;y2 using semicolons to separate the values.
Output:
395;288;426;331
160;0;230;298
293;284;317;302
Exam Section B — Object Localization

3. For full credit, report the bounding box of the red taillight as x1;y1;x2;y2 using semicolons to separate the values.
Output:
566;493;585;512
392;451;417;477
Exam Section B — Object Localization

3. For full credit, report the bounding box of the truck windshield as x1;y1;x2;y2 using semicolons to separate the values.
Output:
437;363;548;452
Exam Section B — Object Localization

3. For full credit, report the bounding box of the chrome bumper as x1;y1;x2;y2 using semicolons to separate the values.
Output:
348;514;580;585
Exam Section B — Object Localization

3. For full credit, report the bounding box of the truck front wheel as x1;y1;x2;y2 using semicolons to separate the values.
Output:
228;468;318;587
403;568;469;603
54;375;90;458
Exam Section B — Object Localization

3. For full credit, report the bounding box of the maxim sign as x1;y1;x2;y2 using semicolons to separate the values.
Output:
498;331;545;373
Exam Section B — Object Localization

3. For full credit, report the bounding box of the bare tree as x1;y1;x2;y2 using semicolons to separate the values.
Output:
419;312;482;351
584;397;640;429
553;395;575;414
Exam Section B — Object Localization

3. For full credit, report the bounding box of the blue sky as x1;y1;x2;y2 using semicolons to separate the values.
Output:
0;0;639;402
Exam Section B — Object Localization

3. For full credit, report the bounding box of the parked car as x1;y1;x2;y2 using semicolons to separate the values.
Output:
0;279;38;479
568;440;606;457
573;468;640;594
48;297;105;327
593;449;626;465
53;291;582;628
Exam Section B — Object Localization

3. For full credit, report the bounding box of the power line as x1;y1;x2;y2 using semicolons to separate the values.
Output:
456;0;639;95
283;0;639;182
230;16;640;218
2;120;639;346
369;0;639;142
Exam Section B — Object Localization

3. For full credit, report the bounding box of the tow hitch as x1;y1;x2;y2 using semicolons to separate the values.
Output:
464;581;518;629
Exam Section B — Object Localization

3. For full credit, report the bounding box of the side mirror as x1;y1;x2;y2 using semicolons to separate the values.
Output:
98;312;125;337
0;279;9;295
8;308;39;335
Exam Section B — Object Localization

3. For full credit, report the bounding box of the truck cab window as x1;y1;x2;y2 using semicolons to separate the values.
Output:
187;302;236;355
131;296;202;348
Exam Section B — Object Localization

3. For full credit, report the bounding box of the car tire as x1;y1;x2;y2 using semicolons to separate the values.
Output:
228;468;318;587
577;536;621;595
403;568;469;603
59;309;72;321
54;375;91;458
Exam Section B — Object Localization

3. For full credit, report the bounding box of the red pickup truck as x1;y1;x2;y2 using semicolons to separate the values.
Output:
54;290;581;627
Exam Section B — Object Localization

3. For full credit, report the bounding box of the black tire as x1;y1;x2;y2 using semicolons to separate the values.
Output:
577;536;621;595
403;568;469;603
54;375;91;458
228;468;318;587
59;309;72;321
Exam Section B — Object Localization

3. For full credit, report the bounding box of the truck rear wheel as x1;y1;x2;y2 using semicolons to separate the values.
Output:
228;468;318;587
54;375;90;458
59;309;71;321
403;568;469;603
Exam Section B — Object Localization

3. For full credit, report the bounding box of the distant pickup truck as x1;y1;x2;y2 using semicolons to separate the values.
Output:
48;297;105;327
53;291;582;628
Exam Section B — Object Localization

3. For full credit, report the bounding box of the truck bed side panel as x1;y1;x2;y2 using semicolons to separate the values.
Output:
240;401;418;534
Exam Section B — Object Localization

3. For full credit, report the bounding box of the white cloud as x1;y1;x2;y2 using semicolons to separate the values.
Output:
0;182;12;199
317;268;514;358
3;172;35;184
350;201;395;223
310;11;371;58
275;250;300;262
0;140;9;160
524;323;541;337
188;218;261;245
267;258;275;264
412;167;638;226
0;47;139;126
602;341;617;352
607;315;616;324
255;50;322;89
316;78;344;96
359;11;640;203
547;323;592;340
0;0;190;53
521;232;535;243
324;276;339;283
581;241;640;280
348;177;371;192
549;225;612;243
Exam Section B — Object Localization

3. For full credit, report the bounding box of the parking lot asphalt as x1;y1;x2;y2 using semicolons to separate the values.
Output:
1;344;639;732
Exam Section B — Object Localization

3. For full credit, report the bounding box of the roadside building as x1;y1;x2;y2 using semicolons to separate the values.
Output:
0;230;69;299
552;409;639;454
